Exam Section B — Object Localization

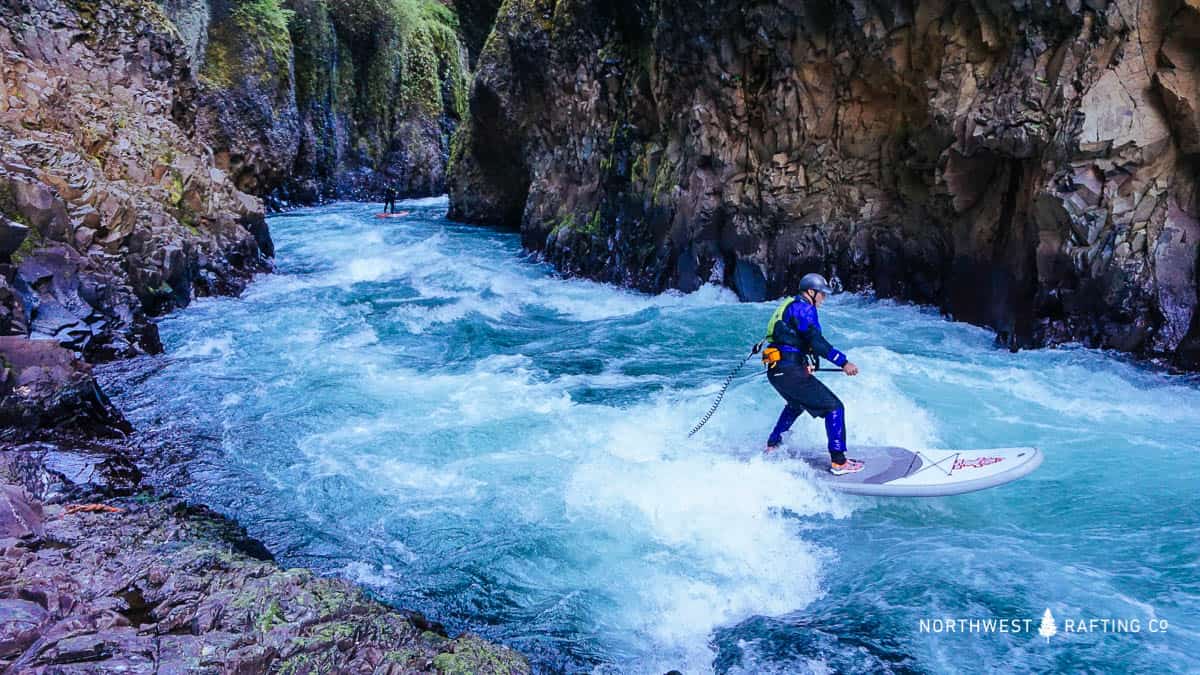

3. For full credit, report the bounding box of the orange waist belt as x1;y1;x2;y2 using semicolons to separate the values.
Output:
761;347;782;367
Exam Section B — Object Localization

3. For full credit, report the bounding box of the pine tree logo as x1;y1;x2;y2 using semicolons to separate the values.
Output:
1038;608;1057;642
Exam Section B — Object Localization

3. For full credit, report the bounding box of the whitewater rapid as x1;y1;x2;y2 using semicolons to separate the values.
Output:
101;199;1200;673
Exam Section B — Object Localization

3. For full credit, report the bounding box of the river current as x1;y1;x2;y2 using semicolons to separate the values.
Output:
99;199;1200;673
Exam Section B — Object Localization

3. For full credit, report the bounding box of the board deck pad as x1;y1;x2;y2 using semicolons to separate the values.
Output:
792;446;1043;496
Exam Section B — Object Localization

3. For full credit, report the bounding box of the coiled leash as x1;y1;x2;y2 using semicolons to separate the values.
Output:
688;341;765;438
687;342;845;438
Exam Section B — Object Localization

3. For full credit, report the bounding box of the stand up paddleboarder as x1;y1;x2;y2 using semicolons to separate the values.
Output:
384;185;398;214
761;273;863;475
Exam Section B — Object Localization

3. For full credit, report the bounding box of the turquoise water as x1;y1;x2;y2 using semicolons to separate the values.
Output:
101;200;1200;673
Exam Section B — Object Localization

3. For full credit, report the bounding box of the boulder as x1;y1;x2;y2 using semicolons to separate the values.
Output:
0;217;29;262
0;599;48;660
0;335;131;439
7;177;73;243
0;484;44;540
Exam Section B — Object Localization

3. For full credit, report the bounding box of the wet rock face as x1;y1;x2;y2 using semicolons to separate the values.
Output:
158;0;211;71
0;337;131;440
192;0;302;197
450;0;1200;367
0;0;273;368
453;0;505;67
278;0;472;205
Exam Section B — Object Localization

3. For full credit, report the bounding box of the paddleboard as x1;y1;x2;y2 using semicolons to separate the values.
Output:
375;211;410;219
790;446;1042;496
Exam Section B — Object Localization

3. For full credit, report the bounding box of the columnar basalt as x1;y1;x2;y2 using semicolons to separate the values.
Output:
449;0;1200;368
0;0;272;393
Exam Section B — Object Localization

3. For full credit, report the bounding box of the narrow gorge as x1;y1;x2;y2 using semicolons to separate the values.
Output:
1;0;1198;672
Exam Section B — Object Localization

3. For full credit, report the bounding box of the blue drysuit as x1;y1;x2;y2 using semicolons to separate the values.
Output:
766;299;848;458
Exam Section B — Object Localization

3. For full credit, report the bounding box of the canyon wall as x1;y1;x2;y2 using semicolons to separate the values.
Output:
449;0;1200;368
1;0;276;436
0;4;529;670
164;0;472;204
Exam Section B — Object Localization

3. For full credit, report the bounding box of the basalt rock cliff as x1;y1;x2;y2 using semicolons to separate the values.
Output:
0;0;275;437
449;0;1200;369
163;0;472;203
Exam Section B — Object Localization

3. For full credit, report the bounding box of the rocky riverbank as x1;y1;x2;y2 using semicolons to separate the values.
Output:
0;431;529;673
448;0;1200;369
0;341;529;672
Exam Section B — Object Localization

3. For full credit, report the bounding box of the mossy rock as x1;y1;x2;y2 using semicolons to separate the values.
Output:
433;635;527;675
255;600;286;633
200;0;294;89
9;224;44;264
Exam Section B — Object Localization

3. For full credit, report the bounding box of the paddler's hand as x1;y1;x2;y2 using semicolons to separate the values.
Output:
842;362;859;376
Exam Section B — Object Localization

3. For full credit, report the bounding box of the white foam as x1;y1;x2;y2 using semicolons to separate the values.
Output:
175;334;234;358
398;195;450;208
552;388;859;669
341;560;398;588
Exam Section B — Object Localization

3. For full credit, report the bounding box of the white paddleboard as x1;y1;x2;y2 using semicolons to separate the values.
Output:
790;446;1043;496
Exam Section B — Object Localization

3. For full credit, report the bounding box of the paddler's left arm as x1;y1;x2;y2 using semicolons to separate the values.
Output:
806;329;848;368
812;329;859;376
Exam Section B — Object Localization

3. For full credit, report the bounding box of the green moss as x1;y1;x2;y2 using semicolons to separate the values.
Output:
167;172;185;206
447;119;471;176
334;41;357;112
282;0;469;168
256;601;286;633
404;26;442;114
651;160;677;206
201;0;294;88
549;211;604;240
581;210;603;236
421;629;449;646
199;31;235;88
287;0;337;105
276;654;312;675
432;636;525;675
631;151;648;183
384;648;421;664
427;19;469;119
9;225;42;265
549;213;575;237
0;182;27;226
233;0;295;65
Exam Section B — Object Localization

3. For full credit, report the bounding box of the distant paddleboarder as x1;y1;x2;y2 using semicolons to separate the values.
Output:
761;273;863;474
383;185;398;214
